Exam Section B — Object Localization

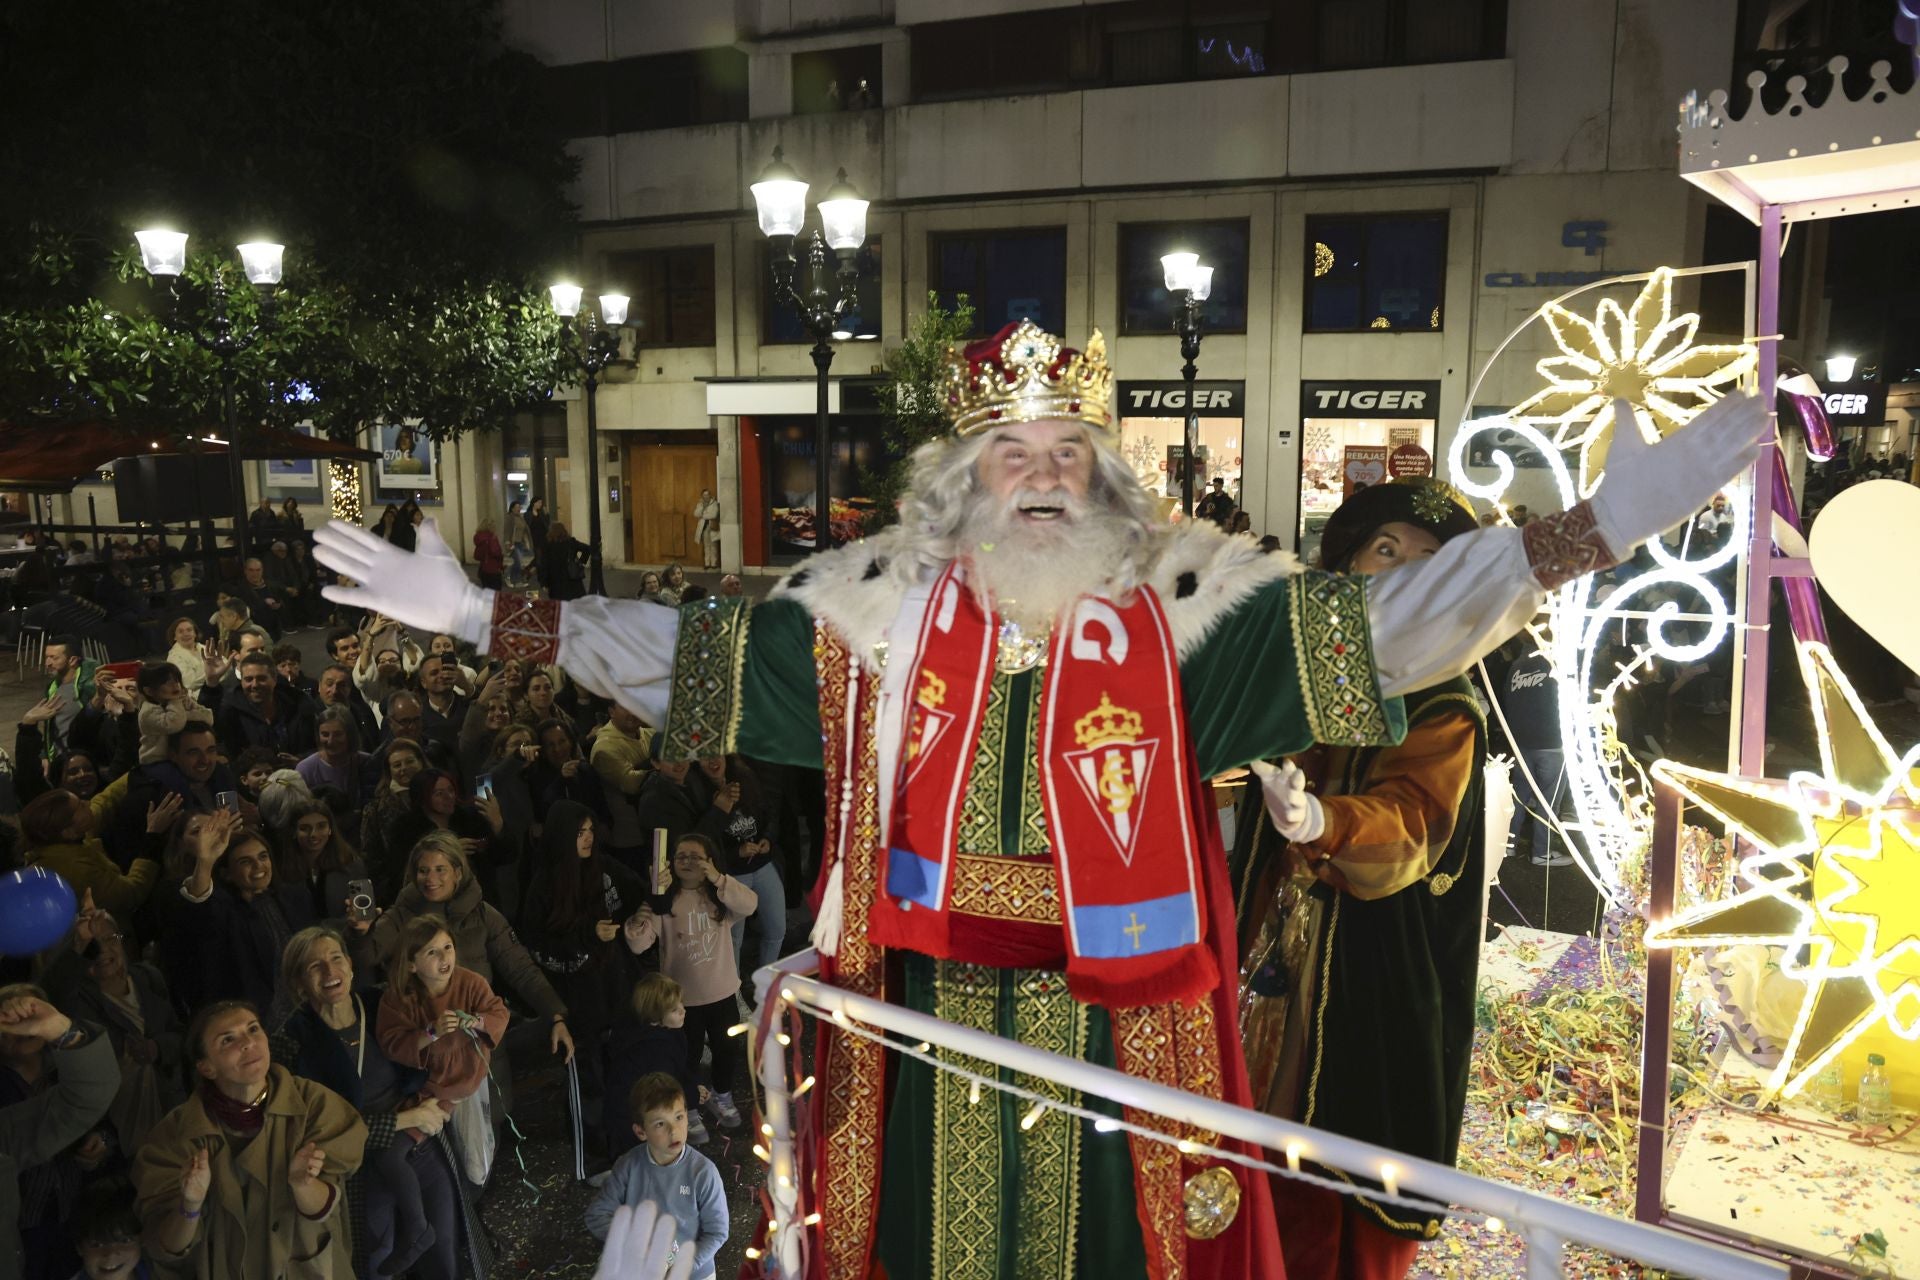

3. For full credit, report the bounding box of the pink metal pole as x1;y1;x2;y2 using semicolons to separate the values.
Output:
1634;783;1683;1224
1737;205;1783;778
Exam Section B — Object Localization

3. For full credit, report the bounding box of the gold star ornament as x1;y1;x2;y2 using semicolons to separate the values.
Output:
1647;642;1920;1100
1507;267;1755;497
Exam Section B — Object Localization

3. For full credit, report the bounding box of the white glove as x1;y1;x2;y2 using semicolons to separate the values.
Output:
313;518;490;643
592;1201;696;1280
1249;759;1325;845
1590;393;1768;553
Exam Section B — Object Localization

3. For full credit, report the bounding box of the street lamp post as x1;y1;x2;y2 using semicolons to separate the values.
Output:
1161;251;1213;518
136;229;284;575
548;285;628;597
751;148;869;555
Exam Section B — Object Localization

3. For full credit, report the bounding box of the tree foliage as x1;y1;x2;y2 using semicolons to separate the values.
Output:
866;292;977;518
0;0;580;443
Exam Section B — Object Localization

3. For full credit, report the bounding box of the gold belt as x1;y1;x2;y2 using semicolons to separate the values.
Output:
946;852;1060;924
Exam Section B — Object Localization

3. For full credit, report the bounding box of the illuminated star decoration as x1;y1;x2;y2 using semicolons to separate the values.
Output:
1647;642;1920;1100
1507;266;1755;496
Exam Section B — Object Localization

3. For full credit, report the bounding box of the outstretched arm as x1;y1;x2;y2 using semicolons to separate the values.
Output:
1369;392;1768;695
313;519;680;723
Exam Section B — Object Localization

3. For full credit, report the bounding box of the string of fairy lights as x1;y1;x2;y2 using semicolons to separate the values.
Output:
728;986;1515;1271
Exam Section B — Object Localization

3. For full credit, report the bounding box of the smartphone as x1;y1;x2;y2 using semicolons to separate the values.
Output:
215;790;241;815
346;878;376;921
474;773;495;804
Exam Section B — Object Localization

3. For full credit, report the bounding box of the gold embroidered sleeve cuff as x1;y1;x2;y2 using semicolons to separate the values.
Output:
1288;572;1395;748
488;592;562;666
1522;501;1618;592
661;596;752;761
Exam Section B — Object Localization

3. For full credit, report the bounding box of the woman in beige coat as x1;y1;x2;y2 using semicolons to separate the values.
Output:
132;1001;366;1279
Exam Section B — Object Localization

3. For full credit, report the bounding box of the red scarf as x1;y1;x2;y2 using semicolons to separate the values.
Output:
201;1080;266;1137
867;564;1217;1007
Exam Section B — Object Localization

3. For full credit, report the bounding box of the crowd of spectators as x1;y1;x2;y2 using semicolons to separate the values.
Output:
1;594;820;1279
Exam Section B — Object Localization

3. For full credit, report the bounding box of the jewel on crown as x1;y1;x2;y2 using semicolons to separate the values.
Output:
943;319;1114;437
1074;693;1145;749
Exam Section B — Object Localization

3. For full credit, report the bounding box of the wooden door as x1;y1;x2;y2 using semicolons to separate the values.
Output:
626;444;718;567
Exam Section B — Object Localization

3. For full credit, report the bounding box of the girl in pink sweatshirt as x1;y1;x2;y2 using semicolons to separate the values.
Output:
372;917;508;1275
623;831;757;1131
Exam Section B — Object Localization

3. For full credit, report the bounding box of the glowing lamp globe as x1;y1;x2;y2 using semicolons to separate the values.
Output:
1825;354;1857;384
135;229;188;277
548;284;584;318
1189;266;1214;302
236;242;284;286
598;294;630;326
751;148;809;239
0;866;78;957
1160;251;1200;293
817;169;869;251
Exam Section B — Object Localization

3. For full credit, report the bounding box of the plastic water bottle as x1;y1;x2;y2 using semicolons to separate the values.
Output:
1809;1063;1844;1114
1857;1054;1893;1126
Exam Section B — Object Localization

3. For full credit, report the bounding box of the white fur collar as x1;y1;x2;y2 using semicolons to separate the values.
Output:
771;521;1299;666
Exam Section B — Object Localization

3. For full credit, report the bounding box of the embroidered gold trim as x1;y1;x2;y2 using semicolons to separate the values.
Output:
1411;691;1485;897
1011;969;1086;1280
1288;573;1392;748
930;962;1004;1280
661;597;751;760
1114;999;1226;1280
815;631;889;1280
948;853;1061;924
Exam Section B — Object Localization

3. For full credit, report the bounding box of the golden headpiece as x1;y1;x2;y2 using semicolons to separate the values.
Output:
942;319;1114;437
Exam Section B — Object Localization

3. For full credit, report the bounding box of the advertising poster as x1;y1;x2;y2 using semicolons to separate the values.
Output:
375;422;436;490
1341;445;1390;498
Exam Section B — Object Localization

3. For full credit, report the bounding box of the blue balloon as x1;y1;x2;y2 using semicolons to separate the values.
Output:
0;866;78;957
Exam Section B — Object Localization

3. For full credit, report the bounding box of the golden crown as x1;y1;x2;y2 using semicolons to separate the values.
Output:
1074;693;1144;749
943;319;1114;437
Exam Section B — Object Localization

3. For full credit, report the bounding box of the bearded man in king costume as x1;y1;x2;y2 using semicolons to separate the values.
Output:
314;319;1764;1280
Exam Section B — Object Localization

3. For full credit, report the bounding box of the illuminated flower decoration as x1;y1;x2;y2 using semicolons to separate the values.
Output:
1508;267;1755;496
1647;642;1920;1100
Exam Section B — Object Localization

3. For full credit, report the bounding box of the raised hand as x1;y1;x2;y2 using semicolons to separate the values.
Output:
180;1145;212;1209
313;518;481;637
593;1200;697;1280
1250;759;1325;845
0;995;72;1043
287;1141;326;1193
146;792;185;834
1590;393;1769;553
19;695;60;727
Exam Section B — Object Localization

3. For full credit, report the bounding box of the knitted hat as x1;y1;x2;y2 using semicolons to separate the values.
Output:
1317;476;1480;572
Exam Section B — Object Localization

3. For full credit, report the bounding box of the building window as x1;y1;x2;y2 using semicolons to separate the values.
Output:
1304;212;1448;333
602;246;717;347
1109;10;1273;86
1118;220;1250;336
762;241;883;344
537;62;609;139
792;44;883;114
604;47;748;133
910;11;1089;101
1309;0;1501;70
930;228;1069;338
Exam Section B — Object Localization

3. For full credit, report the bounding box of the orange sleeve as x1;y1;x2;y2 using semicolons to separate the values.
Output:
1293;710;1478;901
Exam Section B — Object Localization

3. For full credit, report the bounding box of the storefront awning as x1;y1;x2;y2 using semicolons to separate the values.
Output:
0;422;378;493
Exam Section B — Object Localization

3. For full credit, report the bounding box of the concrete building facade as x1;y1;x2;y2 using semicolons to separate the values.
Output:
50;0;1768;571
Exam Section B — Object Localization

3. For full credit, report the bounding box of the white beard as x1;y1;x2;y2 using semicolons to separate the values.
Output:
958;488;1140;632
